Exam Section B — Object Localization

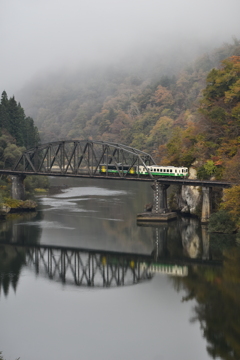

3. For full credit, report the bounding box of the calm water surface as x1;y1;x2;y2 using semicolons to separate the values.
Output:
0;178;239;360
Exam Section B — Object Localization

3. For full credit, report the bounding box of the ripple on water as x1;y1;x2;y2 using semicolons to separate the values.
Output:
53;187;128;198
16;220;75;230
39;197;96;213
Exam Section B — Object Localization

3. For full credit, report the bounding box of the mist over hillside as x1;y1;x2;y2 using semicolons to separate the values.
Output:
2;0;240;95
16;39;240;145
2;0;240;158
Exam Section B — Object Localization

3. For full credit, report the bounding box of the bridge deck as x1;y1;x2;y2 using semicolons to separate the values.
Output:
1;169;231;188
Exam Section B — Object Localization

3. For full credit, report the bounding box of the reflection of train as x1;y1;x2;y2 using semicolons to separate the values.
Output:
101;256;136;268
100;256;188;277
98;164;188;177
140;262;188;276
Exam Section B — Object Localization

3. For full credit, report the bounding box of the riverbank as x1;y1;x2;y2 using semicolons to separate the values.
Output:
0;199;37;217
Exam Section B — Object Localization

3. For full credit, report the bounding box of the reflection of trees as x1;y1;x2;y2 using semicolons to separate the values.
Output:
0;211;42;244
173;245;240;360
0;245;25;296
154;217;204;260
0;212;43;296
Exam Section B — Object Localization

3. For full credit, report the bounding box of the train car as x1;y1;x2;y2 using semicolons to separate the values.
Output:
99;164;136;174
138;165;188;177
98;164;188;177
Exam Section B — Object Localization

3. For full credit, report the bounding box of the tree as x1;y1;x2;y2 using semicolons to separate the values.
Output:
147;116;174;149
152;85;174;107
208;210;236;233
199;56;240;140
3;143;25;169
160;55;240;174
0;91;40;148
221;185;240;227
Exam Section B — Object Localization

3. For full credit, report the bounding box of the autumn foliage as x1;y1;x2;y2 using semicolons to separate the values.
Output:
17;40;240;228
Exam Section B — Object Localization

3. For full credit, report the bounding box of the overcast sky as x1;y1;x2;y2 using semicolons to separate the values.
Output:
1;0;240;95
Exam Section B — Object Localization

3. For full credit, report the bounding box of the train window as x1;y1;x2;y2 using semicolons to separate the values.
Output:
175;169;177;173
170;169;172;173
167;169;169;172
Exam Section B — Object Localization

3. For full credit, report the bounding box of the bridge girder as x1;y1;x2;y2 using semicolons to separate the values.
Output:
13;140;156;179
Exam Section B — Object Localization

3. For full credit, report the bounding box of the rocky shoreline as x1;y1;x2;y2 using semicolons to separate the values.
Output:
0;200;37;217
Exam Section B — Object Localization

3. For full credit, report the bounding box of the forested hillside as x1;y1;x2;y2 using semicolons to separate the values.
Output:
18;40;240;161
16;39;240;228
0;92;39;169
0;38;237;228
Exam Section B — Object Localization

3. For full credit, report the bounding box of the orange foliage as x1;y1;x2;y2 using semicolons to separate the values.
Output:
152;85;174;107
221;185;240;225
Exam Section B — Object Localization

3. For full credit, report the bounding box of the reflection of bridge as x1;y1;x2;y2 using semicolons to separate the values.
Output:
16;244;154;288
0;140;231;222
1;242;222;291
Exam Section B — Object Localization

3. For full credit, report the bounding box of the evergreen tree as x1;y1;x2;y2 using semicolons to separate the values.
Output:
0;91;40;148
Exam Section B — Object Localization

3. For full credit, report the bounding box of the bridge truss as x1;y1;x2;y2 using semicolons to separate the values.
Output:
13;140;156;179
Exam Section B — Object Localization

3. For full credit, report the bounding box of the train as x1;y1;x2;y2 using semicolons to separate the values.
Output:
98;164;188;177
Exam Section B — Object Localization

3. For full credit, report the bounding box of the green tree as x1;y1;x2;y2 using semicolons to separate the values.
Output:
3;143;25;169
208;210;236;233
221;185;240;227
0;91;40;148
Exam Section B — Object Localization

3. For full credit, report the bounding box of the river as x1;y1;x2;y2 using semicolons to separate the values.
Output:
0;178;239;360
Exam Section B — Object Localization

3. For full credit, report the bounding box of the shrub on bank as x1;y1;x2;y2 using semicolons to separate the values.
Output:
24;175;49;192
1;198;37;212
208;210;237;233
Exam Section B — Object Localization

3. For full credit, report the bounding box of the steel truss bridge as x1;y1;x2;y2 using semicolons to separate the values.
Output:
12;140;155;181
0;139;229;187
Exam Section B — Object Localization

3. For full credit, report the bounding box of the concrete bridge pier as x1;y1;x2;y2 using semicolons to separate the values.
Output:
10;175;26;200
152;182;169;214
137;181;177;222
201;186;212;223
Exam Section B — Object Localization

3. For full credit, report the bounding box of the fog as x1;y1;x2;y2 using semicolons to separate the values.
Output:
1;0;240;95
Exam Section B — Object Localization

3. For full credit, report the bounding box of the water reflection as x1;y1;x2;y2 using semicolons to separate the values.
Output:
1;215;240;360
0;216;224;296
171;245;240;360
138;219;240;360
0;242;193;294
0;211;42;244
141;217;219;264
0;244;25;297
0;212;42;297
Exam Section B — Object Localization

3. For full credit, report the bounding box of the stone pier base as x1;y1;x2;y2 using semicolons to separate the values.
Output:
137;212;177;222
